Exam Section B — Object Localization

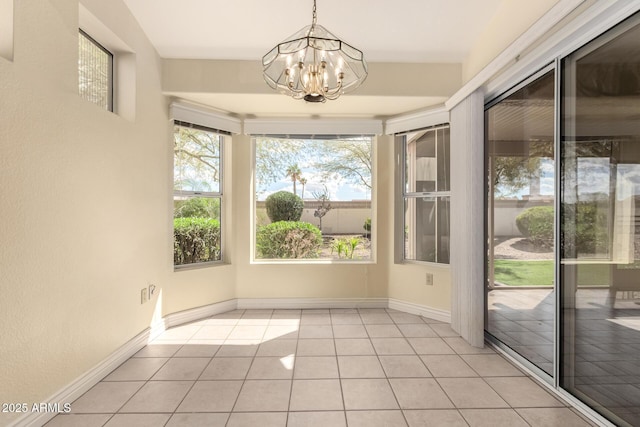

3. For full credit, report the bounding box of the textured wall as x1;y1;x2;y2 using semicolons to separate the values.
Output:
463;0;561;82
0;1;235;424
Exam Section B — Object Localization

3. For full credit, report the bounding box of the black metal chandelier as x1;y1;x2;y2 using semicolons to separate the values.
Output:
262;0;368;103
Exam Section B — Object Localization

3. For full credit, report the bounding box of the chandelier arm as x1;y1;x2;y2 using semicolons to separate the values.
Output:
337;54;366;92
287;74;307;96
324;80;343;98
299;63;311;94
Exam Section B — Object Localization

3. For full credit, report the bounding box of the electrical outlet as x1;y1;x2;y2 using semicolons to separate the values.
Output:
148;284;156;298
141;288;148;304
425;273;434;286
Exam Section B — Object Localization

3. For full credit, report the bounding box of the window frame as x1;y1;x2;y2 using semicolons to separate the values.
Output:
398;124;451;266
251;134;376;264
78;29;114;112
173;120;226;270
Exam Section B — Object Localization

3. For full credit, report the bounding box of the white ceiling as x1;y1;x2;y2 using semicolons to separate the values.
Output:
122;0;505;116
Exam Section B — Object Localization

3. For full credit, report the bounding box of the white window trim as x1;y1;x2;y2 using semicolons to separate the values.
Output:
170;101;241;135
250;134;377;265
385;105;449;135
173;121;228;270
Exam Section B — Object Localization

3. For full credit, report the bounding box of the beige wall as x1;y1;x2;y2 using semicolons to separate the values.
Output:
163;60;462;98
381;136;452;312
462;0;560;82
0;1;234;424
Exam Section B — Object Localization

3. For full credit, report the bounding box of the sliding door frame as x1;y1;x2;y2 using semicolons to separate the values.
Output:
484;62;557;386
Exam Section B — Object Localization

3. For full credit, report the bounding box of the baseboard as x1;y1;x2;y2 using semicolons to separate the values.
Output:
10;329;150;427
237;297;388;310
12;297;447;426
388;298;451;323
9;299;238;427
163;299;238;330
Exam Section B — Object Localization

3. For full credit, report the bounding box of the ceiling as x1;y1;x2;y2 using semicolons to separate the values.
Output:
122;0;506;117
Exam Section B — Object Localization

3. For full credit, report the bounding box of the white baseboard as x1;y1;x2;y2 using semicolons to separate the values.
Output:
164;299;238;329
388;298;451;323
11;297;448;427
10;299;238;427
237;297;388;310
10;329;150;427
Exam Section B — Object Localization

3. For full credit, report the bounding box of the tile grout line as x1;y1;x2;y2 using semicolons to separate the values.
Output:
364;308;411;427
161;314;225;427
226;309;274;424
330;309;349;426
284;310;301;427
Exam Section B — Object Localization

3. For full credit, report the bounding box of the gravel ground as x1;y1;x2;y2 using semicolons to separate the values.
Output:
493;237;553;260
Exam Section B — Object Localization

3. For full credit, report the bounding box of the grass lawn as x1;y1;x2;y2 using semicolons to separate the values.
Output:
494;260;554;286
493;260;611;287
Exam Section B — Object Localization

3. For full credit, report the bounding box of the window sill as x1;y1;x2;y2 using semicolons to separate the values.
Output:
251;259;376;265
397;259;450;269
174;260;228;272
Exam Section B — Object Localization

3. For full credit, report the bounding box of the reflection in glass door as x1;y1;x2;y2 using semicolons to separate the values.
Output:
561;16;640;427
486;69;556;377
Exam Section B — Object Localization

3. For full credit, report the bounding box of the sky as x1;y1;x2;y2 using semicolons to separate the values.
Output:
257;163;371;201
255;138;372;202
497;158;640;202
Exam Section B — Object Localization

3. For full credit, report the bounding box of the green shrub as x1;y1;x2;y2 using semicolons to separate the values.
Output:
174;197;220;219
265;191;303;222
516;206;554;247
256;221;322;259
562;201;609;256
363;218;371;238
174;217;220;265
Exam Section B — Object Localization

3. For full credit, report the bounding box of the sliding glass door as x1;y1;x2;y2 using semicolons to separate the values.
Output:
486;69;556;377
560;16;640;427
486;11;640;426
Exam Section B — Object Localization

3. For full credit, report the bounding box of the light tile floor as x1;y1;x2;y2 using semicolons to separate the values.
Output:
488;288;640;425
46;308;594;427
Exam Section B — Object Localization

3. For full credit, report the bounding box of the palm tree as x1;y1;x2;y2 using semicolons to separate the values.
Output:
299;177;307;199
286;164;302;196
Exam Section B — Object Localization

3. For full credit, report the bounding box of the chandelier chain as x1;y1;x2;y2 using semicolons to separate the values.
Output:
312;0;317;28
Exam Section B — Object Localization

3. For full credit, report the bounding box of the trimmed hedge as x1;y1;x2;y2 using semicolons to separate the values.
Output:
174;217;221;265
515;206;554;247
256;221;322;259
516;203;610;255
174;197;220;219
265;191;303;222
562;202;609;256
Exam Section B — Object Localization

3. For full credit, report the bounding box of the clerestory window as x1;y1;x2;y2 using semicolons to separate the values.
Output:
78;30;113;111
